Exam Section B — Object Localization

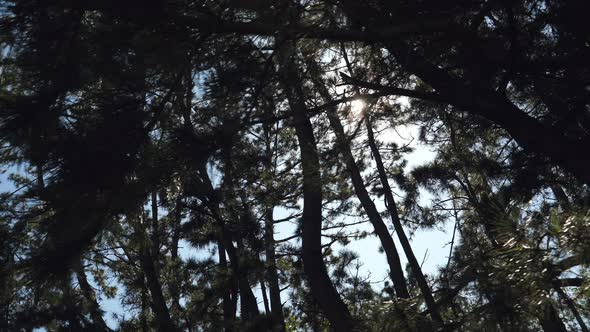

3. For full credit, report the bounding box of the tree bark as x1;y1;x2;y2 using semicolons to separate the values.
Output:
539;302;568;332
61;278;84;331
365;115;444;327
216;214;259;322
140;284;148;332
199;166;260;322
278;42;355;331
218;240;237;331
169;195;184;320
551;185;571;210
320;90;409;299
74;261;110;332
262;104;287;332
264;207;287;332
131;212;177;332
234;238;260;320
150;192;160;272
555;285;589;332
138;244;177;332
220;149;262;321
260;279;271;315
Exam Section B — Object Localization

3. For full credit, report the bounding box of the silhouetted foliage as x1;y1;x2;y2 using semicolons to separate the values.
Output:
1;1;588;331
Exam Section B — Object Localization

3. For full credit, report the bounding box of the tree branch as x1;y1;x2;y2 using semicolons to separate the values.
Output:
339;73;451;104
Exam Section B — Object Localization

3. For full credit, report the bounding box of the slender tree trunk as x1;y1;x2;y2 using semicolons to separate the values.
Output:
261;110;287;332
314;75;409;299
264;207;287;332
551;185;571;210
150;192;160;272
218;240;236;331
365;115;444;327
200;166;260;321
278;41;355;331
539;302;568;332
234;237;260;320
0;246;13;332
140;283;148;332
138;244;177;331
169;195;183;320
221;150;261;321
131;212;177;332
74;261;110;332
260;279;271;315
556;285;589;332
62;278;84;331
218;226;259;322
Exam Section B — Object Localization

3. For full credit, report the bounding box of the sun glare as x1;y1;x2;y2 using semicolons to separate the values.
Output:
350;99;366;117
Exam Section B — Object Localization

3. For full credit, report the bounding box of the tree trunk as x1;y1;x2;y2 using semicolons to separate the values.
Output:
74;261;110;332
260;279;271;315
551;185;571;210
169;195;184;320
217;217;259;322
278;41;355;331
218;240;237;331
138;244;177;332
199;166;260;322
262;108;287;332
539;302;568;332
264;207;287;332
315;75;410;299
140;283;148;332
150;192;160;272
234;238;260;320
365;115;444;327
131;212;177;332
61;278;84;331
556;285;589;332
221;150;262;321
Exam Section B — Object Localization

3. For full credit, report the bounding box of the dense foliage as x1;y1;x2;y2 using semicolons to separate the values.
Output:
1;1;588;331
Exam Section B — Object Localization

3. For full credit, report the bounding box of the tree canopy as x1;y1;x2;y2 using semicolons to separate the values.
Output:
1;0;589;331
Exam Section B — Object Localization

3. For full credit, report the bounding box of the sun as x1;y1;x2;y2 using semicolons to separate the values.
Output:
350;99;366;118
